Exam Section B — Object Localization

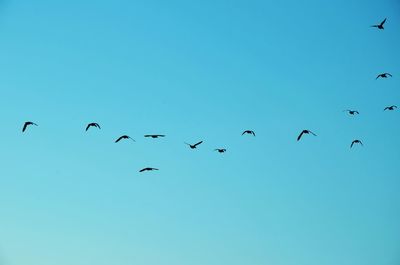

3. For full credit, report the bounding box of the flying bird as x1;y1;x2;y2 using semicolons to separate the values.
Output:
115;135;135;143
242;130;256;136
185;141;203;149
343;110;359;115
297;130;317;141
371;18;387;29
144;134;165;138
139;167;159;172
22;121;38;132
215;148;227;153
384;105;397;111
350;140;363;148
86;123;101;131
376;73;392;79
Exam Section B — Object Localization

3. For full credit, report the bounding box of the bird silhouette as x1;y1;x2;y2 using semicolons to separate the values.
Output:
115;135;135;143
185;141;203;149
343;110;359;115
22;121;38;132
297;130;317;141
371;18;387;29
350;140;363;148
139;167;159;172
215;148;227;153
86;123;101;131
144;134;165;138
376;73;392;79
384;105;397;111
242;130;256;136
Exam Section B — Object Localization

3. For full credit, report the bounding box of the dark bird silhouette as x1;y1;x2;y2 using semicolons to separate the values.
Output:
86;123;101;131
185;141;203;149
22;121;38;132
350;140;363;148
139;167;159;172
376;73;392;79
343;110;359;115
144;134;165;138
242;130;256;136
371;18;386;29
297;130;317;141
115;135;135;143
215;148;226;153
384;105;397;111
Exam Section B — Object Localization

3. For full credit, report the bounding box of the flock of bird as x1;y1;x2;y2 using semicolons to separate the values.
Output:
19;18;396;173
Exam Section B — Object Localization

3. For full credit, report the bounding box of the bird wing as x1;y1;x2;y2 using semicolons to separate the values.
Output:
387;73;392;77
115;136;123;143
351;141;355;148
297;131;304;141
309;131;317;136
139;168;147;172
370;25;378;27
85;124;91;131
376;74;381;79
22;123;28;132
251;131;256;136
380;18;387;26
355;111;359;114
359;141;363;146
96;123;101;129
242;131;247;135
194;141;203;147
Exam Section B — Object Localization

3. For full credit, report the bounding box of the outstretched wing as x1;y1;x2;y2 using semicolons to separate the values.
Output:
350;141;355;148
194;141;203;147
380;18;387;26
85;124;91;131
22;122;28;132
115;136;123;143
95;123;101;129
309;131;317;136
386;73;392;77
376;74;381;79
242;131;247;135
297;131;304;141
251;131;256;136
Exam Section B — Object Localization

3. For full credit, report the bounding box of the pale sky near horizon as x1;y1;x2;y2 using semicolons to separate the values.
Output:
0;0;399;265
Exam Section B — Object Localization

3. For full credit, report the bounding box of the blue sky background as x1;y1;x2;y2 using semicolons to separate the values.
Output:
0;0;399;264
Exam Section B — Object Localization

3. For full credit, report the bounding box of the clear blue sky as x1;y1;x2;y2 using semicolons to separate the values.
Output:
0;0;399;264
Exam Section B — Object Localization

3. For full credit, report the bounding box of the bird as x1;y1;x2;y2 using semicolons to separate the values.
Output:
384;105;397;111
139;167;159;172
343;110;359;115
86;123;101;131
242;130;256;136
371;18;387;29
350;140;363;148
376;73;392;79
115;135;135;143
22;121;38;132
297;130;317;141
214;148;226;153
185;141;203;149
144;134;165;138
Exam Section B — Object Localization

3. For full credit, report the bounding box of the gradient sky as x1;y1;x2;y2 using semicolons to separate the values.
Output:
0;0;399;264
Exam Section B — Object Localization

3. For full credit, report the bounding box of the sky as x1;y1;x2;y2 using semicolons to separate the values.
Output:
0;0;399;264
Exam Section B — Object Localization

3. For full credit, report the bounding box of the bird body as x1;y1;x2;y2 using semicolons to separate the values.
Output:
144;134;165;138
115;135;135;143
371;18;386;29
185;141;203;149
384;105;397;111
376;73;392;79
242;130;256;136
297;130;317;141
344;110;359;115
22;121;38;132
139;167;159;172
215;148;226;153
350;140;363;148
86;123;101;131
